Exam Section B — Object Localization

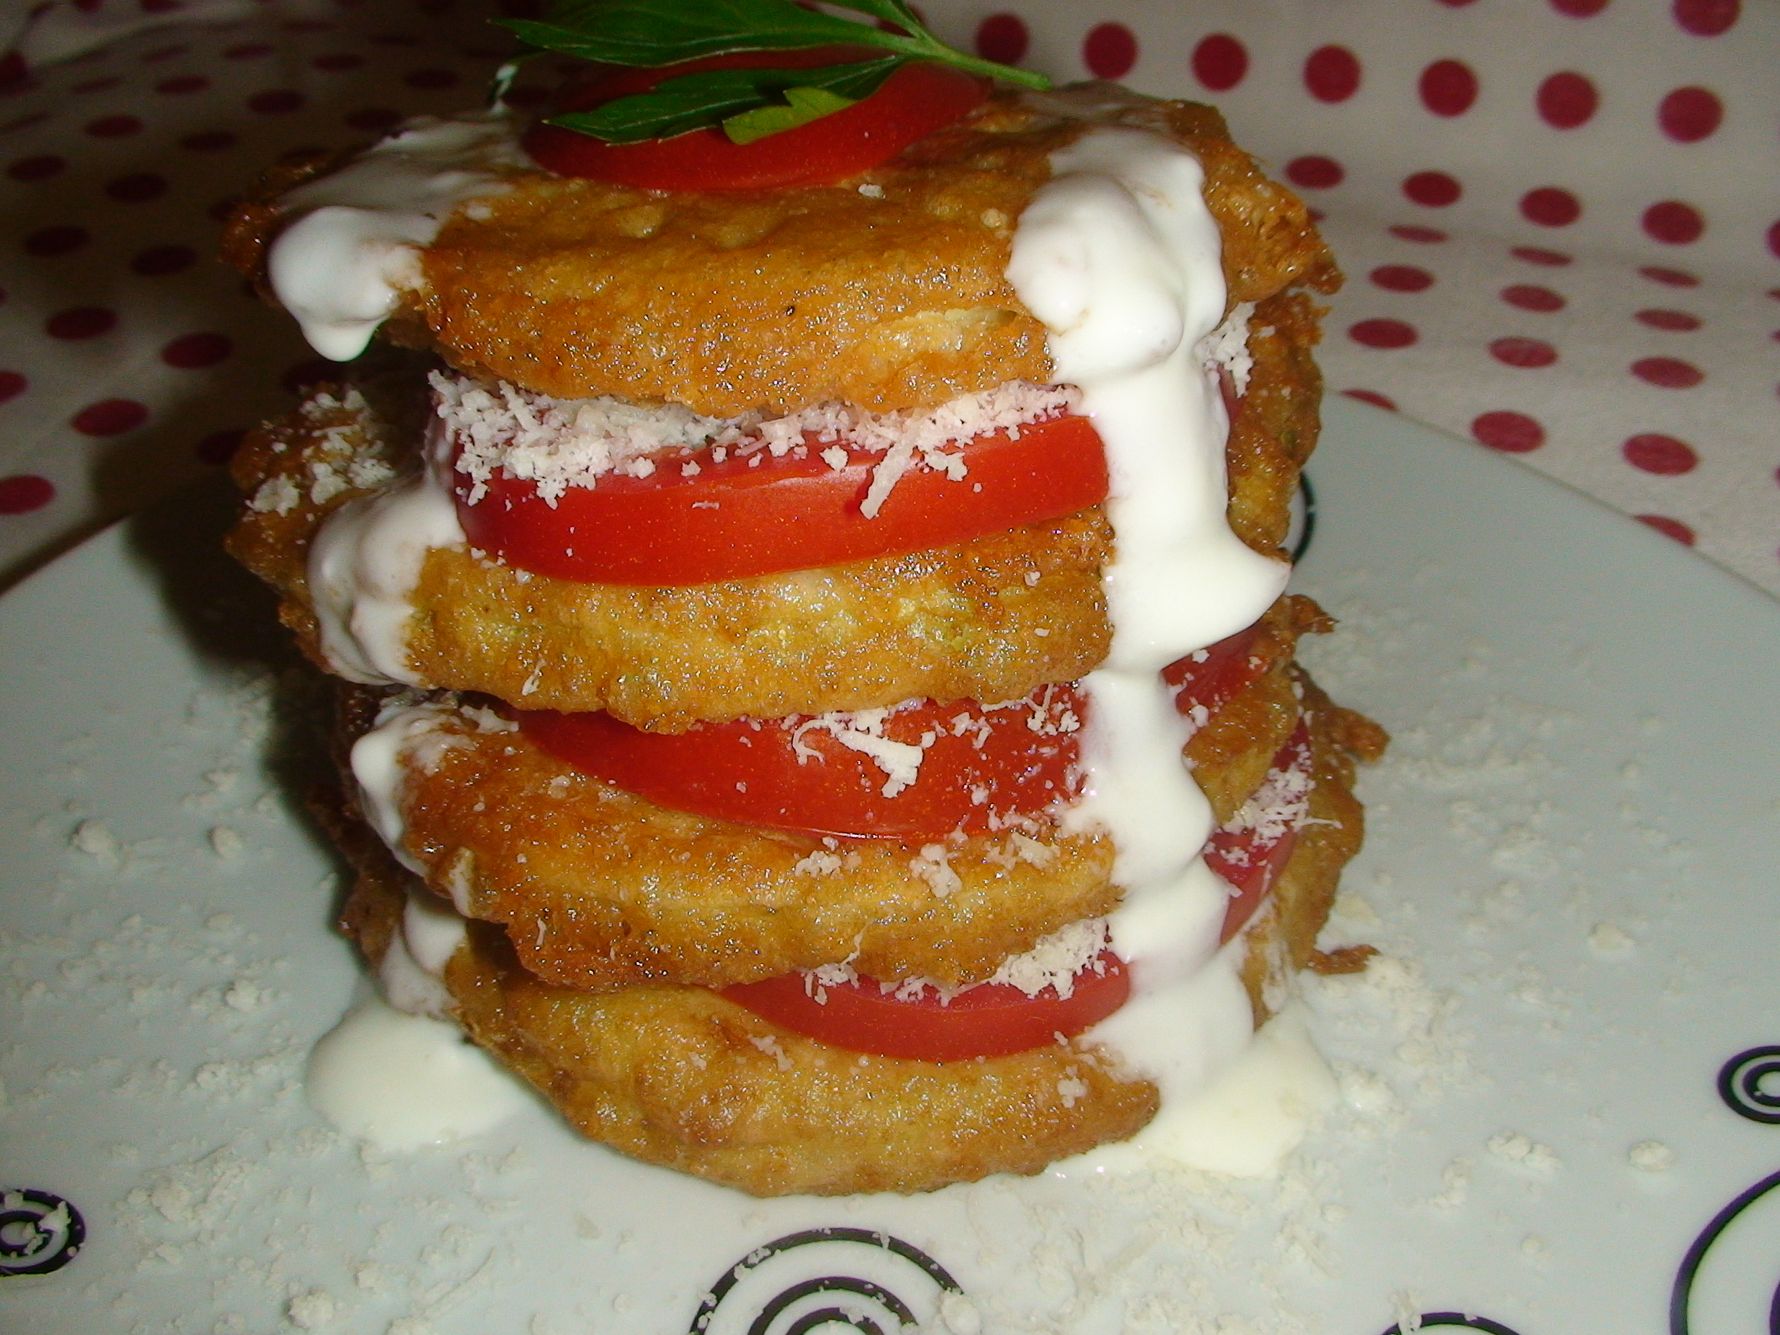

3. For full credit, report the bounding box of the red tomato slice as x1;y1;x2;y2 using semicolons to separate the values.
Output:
722;950;1130;1062
716;723;1313;1062
521;688;1084;839
1206;719;1313;943
518;620;1276;838
1161;620;1264;723
522;51;990;191
452;412;1108;586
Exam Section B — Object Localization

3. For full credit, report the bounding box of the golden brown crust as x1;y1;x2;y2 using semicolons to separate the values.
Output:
449;914;1160;1197
330;597;1315;992
408;515;1111;729
224;287;1318;725
1237;675;1383;1021
334;662;1376;1196
225;87;1336;416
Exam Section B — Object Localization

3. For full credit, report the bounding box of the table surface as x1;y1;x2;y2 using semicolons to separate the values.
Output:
1;0;1775;599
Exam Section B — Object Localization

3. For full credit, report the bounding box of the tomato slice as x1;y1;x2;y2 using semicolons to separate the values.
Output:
518;619;1277;837
716;723;1313;1062
1161;620;1264;723
453;412;1108;586
522;51;990;191
1206;719;1313;943
722;950;1130;1062
521;687;1083;839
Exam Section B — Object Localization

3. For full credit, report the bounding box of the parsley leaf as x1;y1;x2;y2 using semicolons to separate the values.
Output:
498;0;1048;143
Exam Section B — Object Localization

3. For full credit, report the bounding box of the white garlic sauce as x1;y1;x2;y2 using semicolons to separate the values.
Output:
1007;123;1310;1168
268;110;528;362
307;413;466;685
306;878;531;1149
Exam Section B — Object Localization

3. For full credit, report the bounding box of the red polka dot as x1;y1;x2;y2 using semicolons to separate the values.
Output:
72;399;148;437
1502;284;1566;312
1637;514;1696;545
1404;171;1461;207
85;113;142;138
1419;59;1478;116
974;13;1030;65
0;370;24;403
1472;411;1546;452
404;67;461;90
1491;336;1558;368
156;73;209;95
8;153;64;182
1521;187;1581;226
1643;200;1704;244
46;307;116;340
1349;318;1419;349
1342;388;1399;410
1673;0;1739;34
1511;245;1573;266
1371;264;1435;292
1658;86;1723;141
1537;71;1598;128
224;42;274;60
131;243;197;276
25;225;89;258
196;428;246;466
1768;220;1780;262
1632;357;1703;388
106;172;167;204
1285;155;1344;189
1623;433;1698;474
0;475;54;515
1192;34;1248;91
1550;0;1609;14
1635;308;1701;331
313;51;367;73
1083;22;1138;79
1640;264;1700;287
249;88;305;115
1390;224;1448;244
161;332;233;369
1304;45;1361;102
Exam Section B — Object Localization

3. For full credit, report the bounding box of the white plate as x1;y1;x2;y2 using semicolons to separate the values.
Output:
2;400;1776;1335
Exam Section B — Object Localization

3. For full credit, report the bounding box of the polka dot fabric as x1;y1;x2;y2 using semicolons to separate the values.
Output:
0;0;512;584
971;0;1779;593
0;0;1774;598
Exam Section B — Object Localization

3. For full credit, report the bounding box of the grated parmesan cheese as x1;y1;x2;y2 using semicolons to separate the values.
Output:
1197;301;1256;396
909;844;963;898
436;369;1077;515
791;706;931;797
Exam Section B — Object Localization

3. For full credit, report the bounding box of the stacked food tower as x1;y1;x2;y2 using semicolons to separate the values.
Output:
222;4;1383;1194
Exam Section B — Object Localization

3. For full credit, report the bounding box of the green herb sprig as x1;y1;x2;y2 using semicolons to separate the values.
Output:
497;0;1049;144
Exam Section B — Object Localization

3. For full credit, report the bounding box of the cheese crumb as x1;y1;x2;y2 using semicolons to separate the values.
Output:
909;844;962;898
1629;1140;1674;1172
1487;1131;1560;1174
